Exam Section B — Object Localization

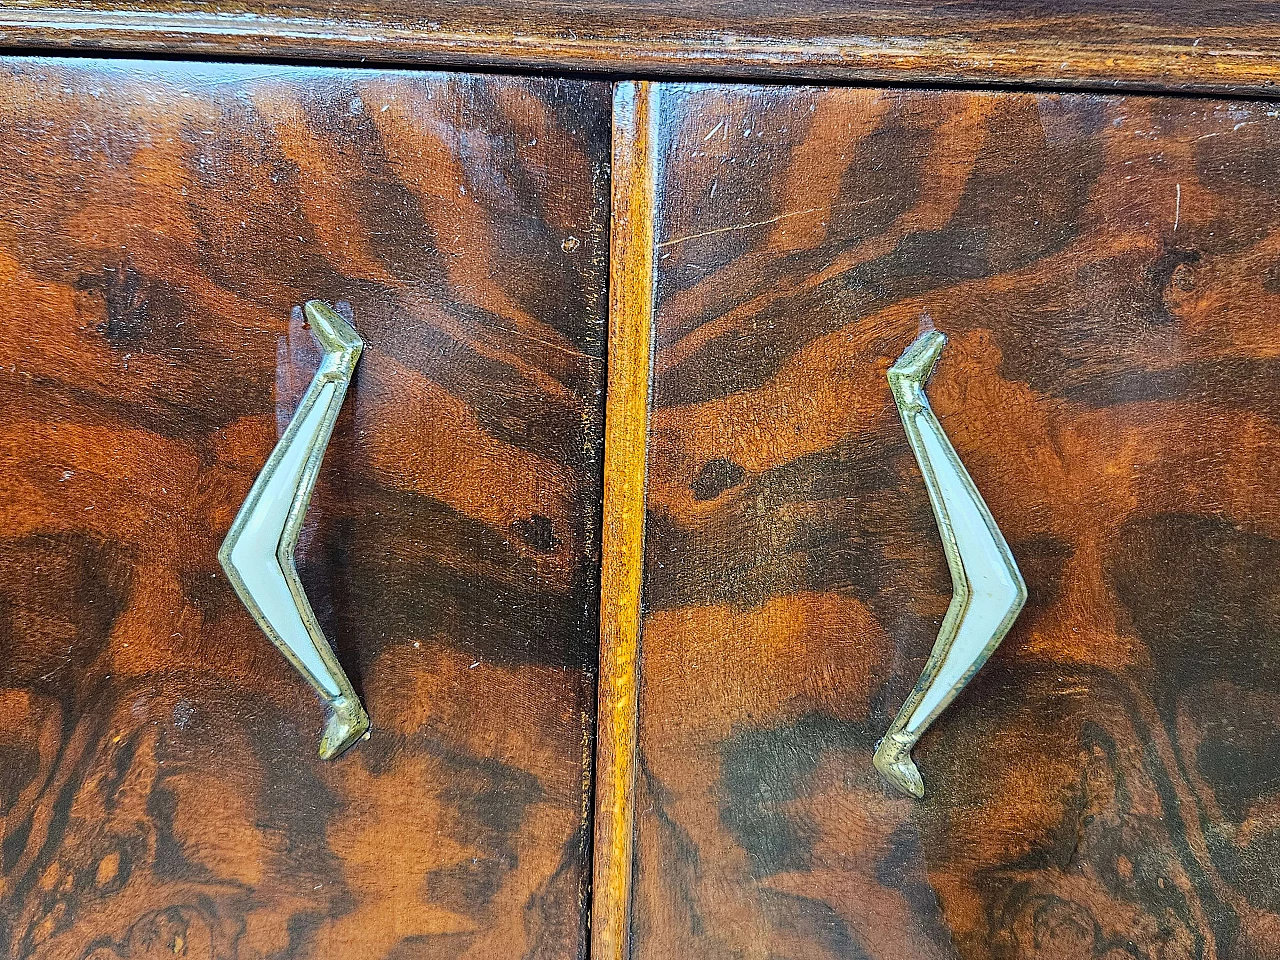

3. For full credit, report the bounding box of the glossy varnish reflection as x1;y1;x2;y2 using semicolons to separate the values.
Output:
621;83;1280;959
0;59;610;958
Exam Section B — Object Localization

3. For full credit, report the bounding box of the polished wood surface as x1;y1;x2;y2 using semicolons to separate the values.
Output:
0;58;610;958
622;81;1280;958
4;1;1280;93
592;80;657;960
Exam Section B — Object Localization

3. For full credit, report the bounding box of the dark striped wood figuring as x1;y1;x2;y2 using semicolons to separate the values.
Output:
624;82;1280;960
0;58;610;959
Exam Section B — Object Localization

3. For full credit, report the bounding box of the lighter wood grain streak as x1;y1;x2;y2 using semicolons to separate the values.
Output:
592;79;657;960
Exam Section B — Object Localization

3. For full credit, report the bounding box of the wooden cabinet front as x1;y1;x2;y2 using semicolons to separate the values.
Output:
0;59;610;959
609;81;1280;959
3;41;1280;960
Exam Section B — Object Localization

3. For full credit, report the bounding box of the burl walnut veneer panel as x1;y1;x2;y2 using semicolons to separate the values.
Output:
625;82;1280;959
0;58;610;959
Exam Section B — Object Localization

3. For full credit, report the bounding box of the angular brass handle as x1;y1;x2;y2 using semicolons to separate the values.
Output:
875;331;1027;798
218;301;370;759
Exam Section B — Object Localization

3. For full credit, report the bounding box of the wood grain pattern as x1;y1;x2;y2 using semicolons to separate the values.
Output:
591;80;657;960
626;82;1280;959
5;1;1280;94
0;57;610;959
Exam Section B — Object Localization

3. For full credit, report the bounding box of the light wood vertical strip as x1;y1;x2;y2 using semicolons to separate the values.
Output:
592;79;657;960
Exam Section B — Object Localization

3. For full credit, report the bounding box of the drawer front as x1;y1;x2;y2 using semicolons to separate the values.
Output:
0;60;609;958
619;82;1280;958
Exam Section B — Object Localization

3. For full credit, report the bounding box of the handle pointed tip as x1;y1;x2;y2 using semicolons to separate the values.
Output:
318;697;370;760
304;300;363;358
888;329;947;387
874;735;926;799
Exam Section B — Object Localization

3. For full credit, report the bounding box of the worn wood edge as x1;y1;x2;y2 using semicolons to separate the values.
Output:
591;79;656;960
3;8;1280;94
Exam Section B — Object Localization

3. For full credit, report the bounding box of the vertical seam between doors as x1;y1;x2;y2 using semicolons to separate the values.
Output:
591;78;658;960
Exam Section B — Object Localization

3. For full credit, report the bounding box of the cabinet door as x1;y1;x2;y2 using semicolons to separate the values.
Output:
599;81;1280;959
0;59;609;959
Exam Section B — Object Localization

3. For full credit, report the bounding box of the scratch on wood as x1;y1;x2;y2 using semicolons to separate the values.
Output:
657;207;824;248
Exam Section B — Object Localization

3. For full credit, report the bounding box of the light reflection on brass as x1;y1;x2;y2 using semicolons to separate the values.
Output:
875;330;1027;799
218;301;369;760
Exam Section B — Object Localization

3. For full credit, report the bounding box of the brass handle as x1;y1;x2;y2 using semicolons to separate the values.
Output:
875;331;1027;798
218;301;369;759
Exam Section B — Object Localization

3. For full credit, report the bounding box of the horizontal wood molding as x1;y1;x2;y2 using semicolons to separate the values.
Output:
4;2;1280;93
592;79;657;960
